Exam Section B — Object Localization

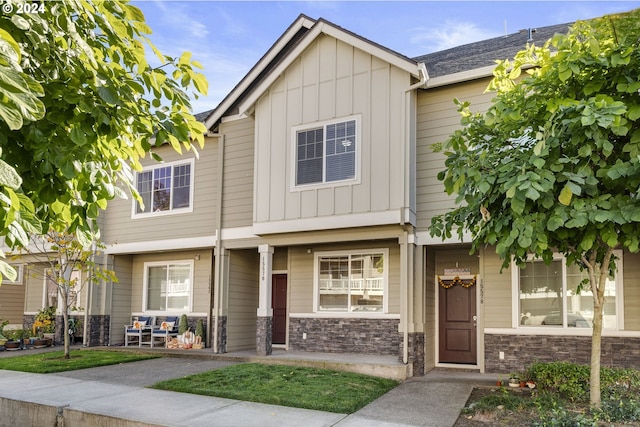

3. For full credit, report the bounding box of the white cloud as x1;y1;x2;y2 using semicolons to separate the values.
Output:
153;1;209;40
409;20;500;53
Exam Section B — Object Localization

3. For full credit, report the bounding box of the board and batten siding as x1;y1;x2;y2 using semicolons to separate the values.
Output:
288;240;401;314
129;250;212;315
254;34;411;225
102;138;218;245
226;249;259;351
219;117;255;229
415;79;494;230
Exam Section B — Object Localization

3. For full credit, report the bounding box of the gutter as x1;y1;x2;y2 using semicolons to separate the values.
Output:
399;62;428;366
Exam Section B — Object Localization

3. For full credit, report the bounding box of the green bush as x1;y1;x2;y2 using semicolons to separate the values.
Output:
178;314;189;335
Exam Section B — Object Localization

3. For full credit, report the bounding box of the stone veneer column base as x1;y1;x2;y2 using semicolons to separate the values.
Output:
215;316;227;353
256;316;273;356
403;332;426;376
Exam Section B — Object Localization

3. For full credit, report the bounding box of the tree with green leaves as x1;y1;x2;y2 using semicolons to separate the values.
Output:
430;9;640;407
26;229;117;358
0;0;207;280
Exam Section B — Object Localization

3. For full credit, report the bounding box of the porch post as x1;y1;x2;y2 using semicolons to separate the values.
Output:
256;244;274;356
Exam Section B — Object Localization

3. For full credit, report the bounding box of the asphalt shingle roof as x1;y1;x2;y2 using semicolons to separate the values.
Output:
413;23;571;78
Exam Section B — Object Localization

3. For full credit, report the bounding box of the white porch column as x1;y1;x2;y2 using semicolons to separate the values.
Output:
256;244;274;355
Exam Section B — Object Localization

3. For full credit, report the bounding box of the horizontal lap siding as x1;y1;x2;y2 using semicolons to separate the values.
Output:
482;249;512;328
624;251;640;330
226;249;259;351
110;255;133;345
289;240;400;314
220;118;255;229
416;79;493;231
102;139;218;245
0;284;24;324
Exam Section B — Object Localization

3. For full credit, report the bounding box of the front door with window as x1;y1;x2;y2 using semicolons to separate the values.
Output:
438;277;477;364
272;274;287;344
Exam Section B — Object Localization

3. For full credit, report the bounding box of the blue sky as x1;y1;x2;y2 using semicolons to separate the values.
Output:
132;1;640;114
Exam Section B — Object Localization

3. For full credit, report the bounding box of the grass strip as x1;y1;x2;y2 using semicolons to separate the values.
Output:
151;363;398;414
0;350;159;374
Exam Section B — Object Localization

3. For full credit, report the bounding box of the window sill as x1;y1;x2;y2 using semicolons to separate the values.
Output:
484;327;638;338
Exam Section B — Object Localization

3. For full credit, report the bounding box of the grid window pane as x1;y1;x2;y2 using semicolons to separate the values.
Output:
318;252;384;312
153;167;171;212
135;162;192;215
136;171;153;214
172;164;191;209
295;119;357;186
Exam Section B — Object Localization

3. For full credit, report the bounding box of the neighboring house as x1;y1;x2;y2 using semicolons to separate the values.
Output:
7;14;640;377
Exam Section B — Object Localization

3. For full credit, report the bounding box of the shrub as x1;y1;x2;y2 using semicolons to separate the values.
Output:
178;314;189;335
527;361;590;402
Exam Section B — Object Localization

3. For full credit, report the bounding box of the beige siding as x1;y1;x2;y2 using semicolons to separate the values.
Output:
623;251;640;330
129;250;212;315
220;117;255;228
424;247;436;369
416;79;494;230
226;249;259;351
24;263;46;312
109;255;133;345
254;34;412;225
482;249;513;328
289;240;400;314
0;282;25;324
102;138;218;245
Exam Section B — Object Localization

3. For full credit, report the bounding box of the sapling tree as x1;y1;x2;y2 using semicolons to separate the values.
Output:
431;9;640;407
26;229;117;358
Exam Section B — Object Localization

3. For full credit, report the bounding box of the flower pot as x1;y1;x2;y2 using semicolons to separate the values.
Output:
5;341;21;351
33;338;48;349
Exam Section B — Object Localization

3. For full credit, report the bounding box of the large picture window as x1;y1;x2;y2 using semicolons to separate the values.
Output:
316;250;386;312
134;159;194;216
295;118;358;186
144;261;192;312
515;254;620;330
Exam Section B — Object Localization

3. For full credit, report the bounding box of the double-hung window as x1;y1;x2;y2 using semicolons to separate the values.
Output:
295;117;358;186
514;253;621;330
144;261;193;312
315;250;387;312
134;159;194;216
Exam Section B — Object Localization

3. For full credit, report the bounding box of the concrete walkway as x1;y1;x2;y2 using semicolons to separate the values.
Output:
0;347;496;427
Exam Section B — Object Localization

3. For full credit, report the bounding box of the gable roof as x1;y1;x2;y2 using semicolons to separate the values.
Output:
203;14;420;131
200;16;573;129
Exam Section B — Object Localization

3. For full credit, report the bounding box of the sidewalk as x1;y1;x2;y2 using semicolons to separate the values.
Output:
0;347;496;427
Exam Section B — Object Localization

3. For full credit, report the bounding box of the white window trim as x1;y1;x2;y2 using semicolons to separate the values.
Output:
290;115;362;191
4;264;23;285
41;268;85;315
132;158;195;219
313;248;389;314
511;251;624;331
142;259;194;314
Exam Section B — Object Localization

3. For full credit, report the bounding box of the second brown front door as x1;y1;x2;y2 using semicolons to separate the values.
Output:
438;279;477;364
272;274;287;344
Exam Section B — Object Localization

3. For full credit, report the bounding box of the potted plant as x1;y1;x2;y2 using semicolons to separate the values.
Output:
34;306;56;344
4;330;22;351
508;373;520;388
193;319;204;349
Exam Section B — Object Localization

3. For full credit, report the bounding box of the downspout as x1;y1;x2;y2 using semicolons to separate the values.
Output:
400;63;428;365
212;133;225;353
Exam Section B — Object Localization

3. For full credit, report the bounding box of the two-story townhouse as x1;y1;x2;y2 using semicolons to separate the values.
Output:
7;13;640;378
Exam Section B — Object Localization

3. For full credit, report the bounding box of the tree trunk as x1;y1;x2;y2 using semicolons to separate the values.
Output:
590;296;603;408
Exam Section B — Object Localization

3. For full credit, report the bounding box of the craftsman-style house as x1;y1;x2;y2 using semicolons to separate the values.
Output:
7;14;639;377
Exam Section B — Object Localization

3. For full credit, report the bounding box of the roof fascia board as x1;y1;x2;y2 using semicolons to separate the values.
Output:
425;61;539;89
237;20;420;118
204;15;316;130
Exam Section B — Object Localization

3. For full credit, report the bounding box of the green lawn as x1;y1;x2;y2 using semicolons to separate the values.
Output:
151;363;398;414
0;350;159;373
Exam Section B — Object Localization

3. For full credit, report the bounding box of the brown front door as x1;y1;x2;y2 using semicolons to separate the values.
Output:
272;274;287;344
438;280;477;364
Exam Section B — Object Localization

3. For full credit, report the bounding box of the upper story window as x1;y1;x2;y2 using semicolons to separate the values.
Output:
314;249;387;313
133;159;194;217
294;117;359;187
514;253;621;330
